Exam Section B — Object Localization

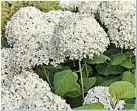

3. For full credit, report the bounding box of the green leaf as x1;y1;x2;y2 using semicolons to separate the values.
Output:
104;48;121;56
130;75;135;85
73;103;104;110
122;71;135;85
100;76;121;86
124;98;135;104
87;54;110;64
111;53;128;65
54;70;81;96
124;98;135;110
124;98;135;109
96;63;111;75
131;56;135;62
122;71;132;82
96;63;125;75
109;81;135;99
121;59;134;69
79;77;96;92
108;65;125;74
124;103;135;110
96;76;104;85
65;84;81;97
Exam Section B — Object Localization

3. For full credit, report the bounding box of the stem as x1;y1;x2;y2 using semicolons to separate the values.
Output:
79;60;84;101
73;60;76;67
74;63;86;73
42;66;52;89
85;64;89;78
110;97;116;109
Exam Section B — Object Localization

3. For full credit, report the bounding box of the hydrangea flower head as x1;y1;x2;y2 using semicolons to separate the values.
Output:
98;1;136;49
83;86;125;110
52;14;109;64
1;70;71;110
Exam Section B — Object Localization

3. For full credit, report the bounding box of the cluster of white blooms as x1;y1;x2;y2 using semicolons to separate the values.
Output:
5;6;109;67
6;7;73;46
83;86;125;110
5;7;74;68
98;1;136;49
60;0;101;16
1;69;71;109
52;14;109;63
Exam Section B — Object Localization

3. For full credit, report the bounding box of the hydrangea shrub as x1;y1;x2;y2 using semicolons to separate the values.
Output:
1;1;136;110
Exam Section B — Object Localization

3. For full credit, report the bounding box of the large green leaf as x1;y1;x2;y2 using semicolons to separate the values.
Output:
121;59;134;69
79;77;96;92
87;54;110;64
73;103;104;110
111;53;128;65
54;70;81;96
109;81;135;100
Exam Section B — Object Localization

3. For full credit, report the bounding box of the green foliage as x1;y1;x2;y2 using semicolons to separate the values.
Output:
73;103;104;110
54;70;81;96
100;76;121;86
87;54;110;64
66;96;83;108
33;48;135;109
82;64;93;77
109;81;135;100
124;98;136;110
111;53;128;65
80;77;96;92
122;71;135;85
121;59;134;69
96;63;125;75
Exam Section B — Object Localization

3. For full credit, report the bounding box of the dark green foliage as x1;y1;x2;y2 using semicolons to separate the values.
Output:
33;45;135;109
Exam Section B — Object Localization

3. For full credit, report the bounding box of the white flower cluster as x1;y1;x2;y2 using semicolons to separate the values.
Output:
59;0;101;16
1;70;71;110
6;7;73;47
1;48;71;110
53;14;109;63
98;1;136;49
5;6;109;67
83;86;125;110
5;7;74;68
